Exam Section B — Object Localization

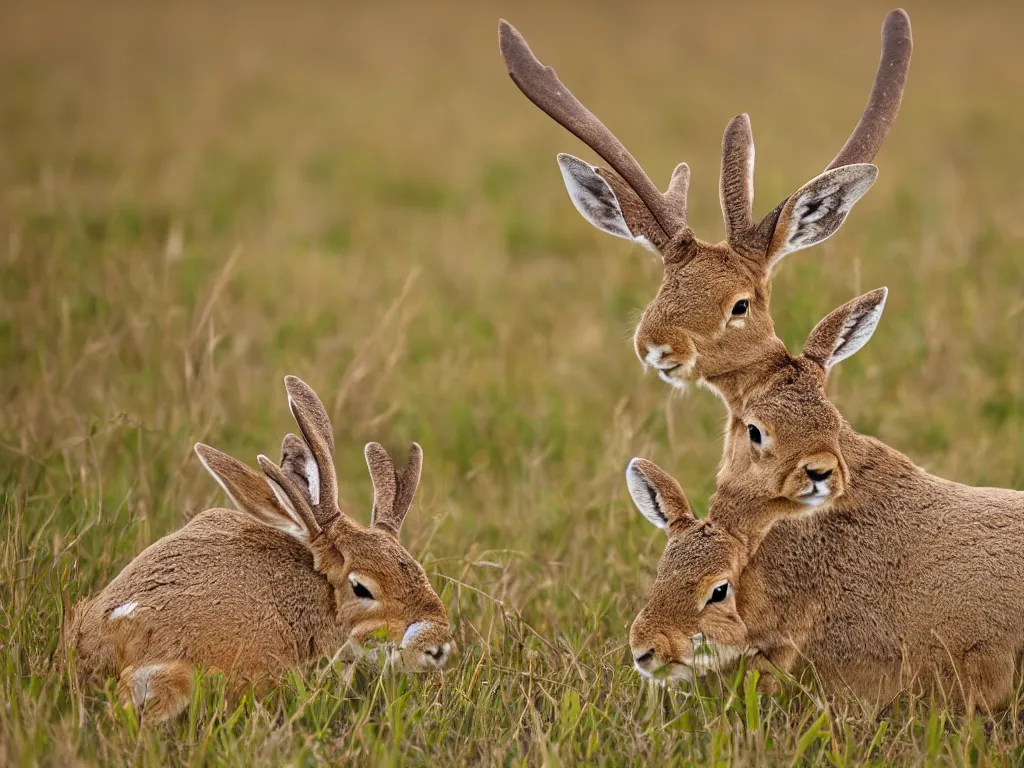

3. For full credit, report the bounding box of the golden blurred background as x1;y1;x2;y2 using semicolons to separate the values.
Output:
3;0;1024;763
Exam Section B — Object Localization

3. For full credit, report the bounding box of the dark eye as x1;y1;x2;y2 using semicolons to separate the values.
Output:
731;299;749;316
747;424;762;445
707;582;730;605
352;581;374;600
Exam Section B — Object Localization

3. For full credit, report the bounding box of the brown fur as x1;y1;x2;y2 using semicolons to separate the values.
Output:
65;376;452;722
628;292;1024;712
500;12;911;395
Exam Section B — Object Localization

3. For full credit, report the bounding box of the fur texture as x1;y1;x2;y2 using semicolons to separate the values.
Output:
65;376;452;722
628;291;1024;712
499;12;911;396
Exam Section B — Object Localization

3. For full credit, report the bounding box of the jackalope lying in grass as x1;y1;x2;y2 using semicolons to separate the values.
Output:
65;376;452;721
625;289;1024;712
500;11;911;407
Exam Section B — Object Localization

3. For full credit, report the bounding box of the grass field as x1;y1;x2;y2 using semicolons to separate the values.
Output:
3;0;1024;764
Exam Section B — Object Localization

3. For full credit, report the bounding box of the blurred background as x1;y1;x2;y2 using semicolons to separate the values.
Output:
3;0;1024;762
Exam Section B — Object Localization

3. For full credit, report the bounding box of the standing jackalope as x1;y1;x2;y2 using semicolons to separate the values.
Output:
626;290;1024;712
499;11;911;406
65;376;453;722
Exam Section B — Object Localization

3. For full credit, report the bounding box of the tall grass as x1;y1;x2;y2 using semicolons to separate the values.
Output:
2;0;1024;763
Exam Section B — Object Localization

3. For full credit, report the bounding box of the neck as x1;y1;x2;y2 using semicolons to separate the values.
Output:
834;423;923;509
700;337;792;414
713;491;794;560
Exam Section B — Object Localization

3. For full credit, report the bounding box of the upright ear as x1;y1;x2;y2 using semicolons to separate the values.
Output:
256;455;323;543
280;432;338;527
803;287;887;372
765;164;878;272
194;443;310;542
626;458;695;533
365;442;423;537
284;376;340;519
280;433;318;503
557;154;687;254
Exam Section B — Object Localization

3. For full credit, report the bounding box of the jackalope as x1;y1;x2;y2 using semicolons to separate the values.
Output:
626;290;1024;712
500;11;911;410
65;376;453;721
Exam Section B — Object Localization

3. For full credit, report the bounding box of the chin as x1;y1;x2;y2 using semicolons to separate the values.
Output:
634;661;694;686
692;644;751;674
658;371;691;392
792;493;835;515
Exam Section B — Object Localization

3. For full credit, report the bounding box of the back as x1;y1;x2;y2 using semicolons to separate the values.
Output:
739;444;1024;702
71;509;344;683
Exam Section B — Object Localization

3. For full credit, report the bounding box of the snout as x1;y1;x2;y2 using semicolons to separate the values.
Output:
398;620;455;672
630;634;693;684
634;330;696;390
784;452;845;508
629;612;695;684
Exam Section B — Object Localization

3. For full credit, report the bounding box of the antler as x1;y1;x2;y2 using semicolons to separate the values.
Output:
826;9;912;170
726;9;912;255
365;442;423;537
499;20;689;241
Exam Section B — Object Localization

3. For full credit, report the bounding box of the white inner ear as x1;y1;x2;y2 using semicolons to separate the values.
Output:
557;155;655;252
195;450;245;512
303;454;320;505
626;462;669;531
827;293;886;370
770;165;877;269
263;476;309;542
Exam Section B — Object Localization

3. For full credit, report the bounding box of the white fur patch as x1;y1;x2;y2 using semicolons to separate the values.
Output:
304;454;320;505
108;602;137;621
745;142;755;207
401;621;427;647
644;344;672;368
129;664;164;707
691;643;752;674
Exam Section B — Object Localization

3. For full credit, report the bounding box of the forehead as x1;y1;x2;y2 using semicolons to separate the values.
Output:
657;522;734;585
746;362;840;433
335;527;431;585
661;244;756;306
668;244;756;292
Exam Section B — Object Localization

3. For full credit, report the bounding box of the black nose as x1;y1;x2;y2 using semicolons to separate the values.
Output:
426;646;445;661
634;648;655;665
806;467;832;483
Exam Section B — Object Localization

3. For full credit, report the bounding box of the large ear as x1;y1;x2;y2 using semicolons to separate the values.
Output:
194;443;309;542
803;287;887;372
365;442;423;537
557;154;688;254
626;458;695;533
765;164;878;272
284;376;339;518
280;432;338;527
256;455;322;543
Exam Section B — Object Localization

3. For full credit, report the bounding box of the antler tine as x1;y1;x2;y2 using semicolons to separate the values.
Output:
825;9;912;170
499;20;687;240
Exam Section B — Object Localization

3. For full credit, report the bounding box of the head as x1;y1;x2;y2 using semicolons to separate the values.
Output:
720;288;888;512
499;12;911;392
195;375;453;672
625;458;750;684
